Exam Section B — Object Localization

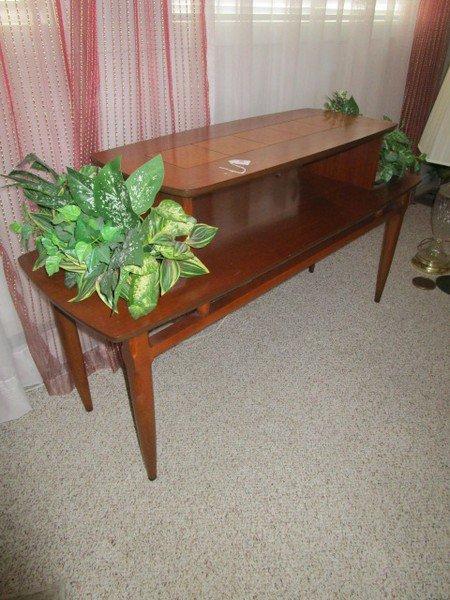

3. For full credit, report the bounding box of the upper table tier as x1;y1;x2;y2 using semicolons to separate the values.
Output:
91;109;395;197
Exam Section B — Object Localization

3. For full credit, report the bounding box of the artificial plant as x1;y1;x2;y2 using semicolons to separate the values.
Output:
324;90;361;116
376;116;426;184
3;153;217;319
324;91;425;183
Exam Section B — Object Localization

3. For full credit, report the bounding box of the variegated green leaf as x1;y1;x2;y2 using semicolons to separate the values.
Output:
93;157;138;229
16;153;59;181
178;255;209;278
70;264;104;303
128;268;160;319
155;241;192;260
67;168;97;216
159;258;180;295
64;271;79;289
154;199;189;223
125;154;164;215
186;223;218;248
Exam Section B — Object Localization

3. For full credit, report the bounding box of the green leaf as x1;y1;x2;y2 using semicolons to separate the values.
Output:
20;224;33;249
159;258;180;295
178;255;209;278
186;223;218;248
27;211;53;233
45;254;61;276
41;237;59;256
346;96;360;115
54;204;81;223
110;224;145;269
377;123;423;184
67;168;97;216
17;153;59;181
324;90;360;116
95;244;111;264
33;253;47;271
146;233;173;247
4;170;65;207
79;165;98;179
54;224;73;243
21;188;55;208
75;241;92;262
143;210;166;240
112;268;129;311
87;216;102;231
99;269;119;308
93;156;138;229
75;215;97;242
101;223;124;243
155;241;192;260
70;264;104;303
154;199;189;223
64;271;79;288
86;245;110;271
125;253;159;275
158;218;196;239
128;303;151;320
128;269;160;319
125;154;164;215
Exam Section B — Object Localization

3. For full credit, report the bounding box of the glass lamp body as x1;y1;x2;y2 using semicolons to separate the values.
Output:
412;183;450;274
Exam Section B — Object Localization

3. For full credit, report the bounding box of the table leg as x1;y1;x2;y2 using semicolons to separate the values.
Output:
52;305;93;412
122;333;157;480
374;203;407;303
308;264;315;273
180;197;194;216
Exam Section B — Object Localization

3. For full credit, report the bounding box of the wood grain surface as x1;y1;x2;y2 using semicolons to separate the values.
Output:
92;109;395;197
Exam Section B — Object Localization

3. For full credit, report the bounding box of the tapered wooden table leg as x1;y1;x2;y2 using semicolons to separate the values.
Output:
375;204;407;303
180;196;194;216
122;333;157;480
52;305;93;411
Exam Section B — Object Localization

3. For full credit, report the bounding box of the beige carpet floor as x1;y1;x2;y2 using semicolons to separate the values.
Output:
1;203;448;599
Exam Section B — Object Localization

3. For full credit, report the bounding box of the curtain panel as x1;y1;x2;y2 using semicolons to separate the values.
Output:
209;0;419;124
0;0;210;405
400;0;450;148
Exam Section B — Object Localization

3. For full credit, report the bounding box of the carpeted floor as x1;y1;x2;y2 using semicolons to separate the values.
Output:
1;203;448;599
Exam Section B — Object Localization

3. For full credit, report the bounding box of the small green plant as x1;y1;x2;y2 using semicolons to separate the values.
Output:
324;90;360;116
3;154;217;319
324;91;425;184
376;116;426;184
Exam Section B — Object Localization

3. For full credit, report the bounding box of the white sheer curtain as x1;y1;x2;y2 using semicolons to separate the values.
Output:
208;0;419;124
0;262;41;423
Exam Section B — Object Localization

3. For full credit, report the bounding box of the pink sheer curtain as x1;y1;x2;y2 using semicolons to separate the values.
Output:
0;1;210;397
96;0;210;149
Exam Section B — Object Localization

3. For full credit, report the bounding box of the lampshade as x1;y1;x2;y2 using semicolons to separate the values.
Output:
418;66;450;166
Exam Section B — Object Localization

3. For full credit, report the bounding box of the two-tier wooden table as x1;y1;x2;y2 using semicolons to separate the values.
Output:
19;109;420;479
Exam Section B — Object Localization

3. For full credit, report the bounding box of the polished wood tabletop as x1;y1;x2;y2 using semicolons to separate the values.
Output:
92;109;395;197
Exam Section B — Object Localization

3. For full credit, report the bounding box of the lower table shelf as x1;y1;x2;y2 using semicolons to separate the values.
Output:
19;170;420;343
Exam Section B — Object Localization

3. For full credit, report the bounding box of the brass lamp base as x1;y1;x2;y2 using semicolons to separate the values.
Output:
411;238;450;275
411;253;450;275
